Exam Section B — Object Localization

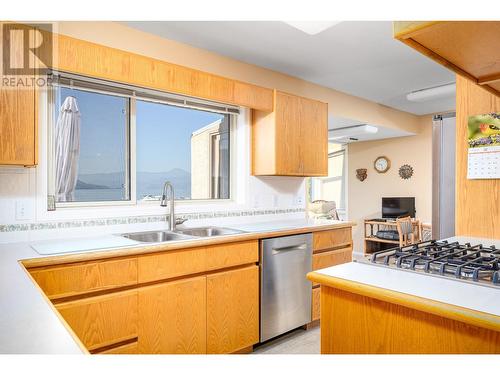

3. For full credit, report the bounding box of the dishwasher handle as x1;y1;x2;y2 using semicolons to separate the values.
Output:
272;243;307;254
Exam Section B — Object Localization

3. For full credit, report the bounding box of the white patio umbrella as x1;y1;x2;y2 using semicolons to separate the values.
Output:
55;96;81;202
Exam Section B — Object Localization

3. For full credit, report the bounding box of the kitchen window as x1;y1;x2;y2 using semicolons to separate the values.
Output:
309;143;347;215
135;99;230;201
48;74;235;207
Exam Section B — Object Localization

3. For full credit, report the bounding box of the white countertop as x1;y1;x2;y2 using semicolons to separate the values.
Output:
28;218;340;256
4;223;498;354
314;236;500;317
0;242;84;354
0;217;345;354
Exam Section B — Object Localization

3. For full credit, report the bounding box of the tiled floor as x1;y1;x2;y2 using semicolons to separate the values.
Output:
253;326;320;354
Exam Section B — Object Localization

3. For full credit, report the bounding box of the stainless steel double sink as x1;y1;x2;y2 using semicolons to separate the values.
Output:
121;226;246;243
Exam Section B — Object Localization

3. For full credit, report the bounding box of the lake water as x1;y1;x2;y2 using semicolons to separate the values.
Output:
74;188;191;201
74;188;127;202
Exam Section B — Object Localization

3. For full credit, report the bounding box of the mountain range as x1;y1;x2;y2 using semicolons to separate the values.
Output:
77;168;192;199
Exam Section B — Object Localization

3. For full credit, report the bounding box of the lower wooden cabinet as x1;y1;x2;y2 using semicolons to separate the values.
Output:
137;276;207;354
206;265;260;354
311;247;353;318
136;266;259;354
30;235;353;353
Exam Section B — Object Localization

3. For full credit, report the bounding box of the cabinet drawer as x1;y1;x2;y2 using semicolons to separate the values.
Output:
312;247;352;286
313;228;352;252
312;287;320;321
138;247;206;283
29;258;138;299
313;247;352;270
205;240;258;271
56;290;138;351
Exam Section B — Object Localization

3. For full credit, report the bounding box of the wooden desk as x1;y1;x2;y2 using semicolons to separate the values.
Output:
364;219;419;254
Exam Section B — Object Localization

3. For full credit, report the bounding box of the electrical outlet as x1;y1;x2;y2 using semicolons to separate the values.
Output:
252;195;260;208
15;200;27;220
295;195;304;206
273;194;279;207
15;199;33;221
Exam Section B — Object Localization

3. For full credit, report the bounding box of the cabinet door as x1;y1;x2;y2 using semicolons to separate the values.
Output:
206;265;259;354
312;286;321;321
300;97;328;176
274;91;302;175
0;24;36;166
138;276;206;354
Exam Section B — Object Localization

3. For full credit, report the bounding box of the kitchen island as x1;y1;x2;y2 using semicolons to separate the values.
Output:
307;236;500;354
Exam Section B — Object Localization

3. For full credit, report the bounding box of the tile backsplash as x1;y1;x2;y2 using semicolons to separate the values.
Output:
0;207;304;233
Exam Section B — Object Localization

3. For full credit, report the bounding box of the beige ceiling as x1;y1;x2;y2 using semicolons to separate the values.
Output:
123;21;456;115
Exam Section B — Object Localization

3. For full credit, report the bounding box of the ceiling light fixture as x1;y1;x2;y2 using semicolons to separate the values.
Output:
406;83;456;102
328;124;378;141
284;21;341;35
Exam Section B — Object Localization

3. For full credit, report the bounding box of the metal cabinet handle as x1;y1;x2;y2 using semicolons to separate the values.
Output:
272;244;307;254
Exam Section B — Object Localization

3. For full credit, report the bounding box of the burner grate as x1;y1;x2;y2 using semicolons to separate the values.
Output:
369;240;500;286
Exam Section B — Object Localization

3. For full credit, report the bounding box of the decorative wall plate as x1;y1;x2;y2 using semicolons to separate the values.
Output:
399;164;414;179
356;168;367;181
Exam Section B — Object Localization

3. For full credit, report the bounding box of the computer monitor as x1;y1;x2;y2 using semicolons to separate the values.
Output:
382;197;416;219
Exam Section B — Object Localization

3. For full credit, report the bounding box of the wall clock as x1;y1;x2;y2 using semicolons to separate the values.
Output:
374;156;391;173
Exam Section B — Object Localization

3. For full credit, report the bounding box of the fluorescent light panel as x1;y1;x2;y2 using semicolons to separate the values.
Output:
406;83;456;102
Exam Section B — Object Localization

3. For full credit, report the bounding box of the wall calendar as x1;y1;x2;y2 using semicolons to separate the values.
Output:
467;113;500;179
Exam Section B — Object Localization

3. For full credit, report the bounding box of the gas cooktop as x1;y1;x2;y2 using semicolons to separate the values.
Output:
367;240;500;288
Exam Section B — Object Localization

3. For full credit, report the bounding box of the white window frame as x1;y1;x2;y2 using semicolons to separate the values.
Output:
48;75;237;209
310;144;348;215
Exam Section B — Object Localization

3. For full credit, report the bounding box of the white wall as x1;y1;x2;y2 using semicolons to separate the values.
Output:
347;115;433;255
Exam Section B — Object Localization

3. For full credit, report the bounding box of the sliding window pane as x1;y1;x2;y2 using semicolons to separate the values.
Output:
54;87;129;203
136;100;230;201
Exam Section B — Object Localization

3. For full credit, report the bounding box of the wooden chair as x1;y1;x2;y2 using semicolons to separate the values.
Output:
396;216;420;247
420;222;432;241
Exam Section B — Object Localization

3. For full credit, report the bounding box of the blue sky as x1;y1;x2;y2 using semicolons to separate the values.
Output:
58;87;224;175
136;99;224;173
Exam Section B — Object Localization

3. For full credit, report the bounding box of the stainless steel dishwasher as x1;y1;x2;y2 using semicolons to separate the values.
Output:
260;233;313;342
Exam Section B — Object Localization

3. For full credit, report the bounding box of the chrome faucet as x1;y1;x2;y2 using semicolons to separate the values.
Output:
160;181;176;231
160;181;188;231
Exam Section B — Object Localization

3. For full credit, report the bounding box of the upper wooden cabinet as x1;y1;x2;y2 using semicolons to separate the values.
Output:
0;24;37;166
52;33;274;112
252;90;328;176
0;84;36;166
393;21;500;97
